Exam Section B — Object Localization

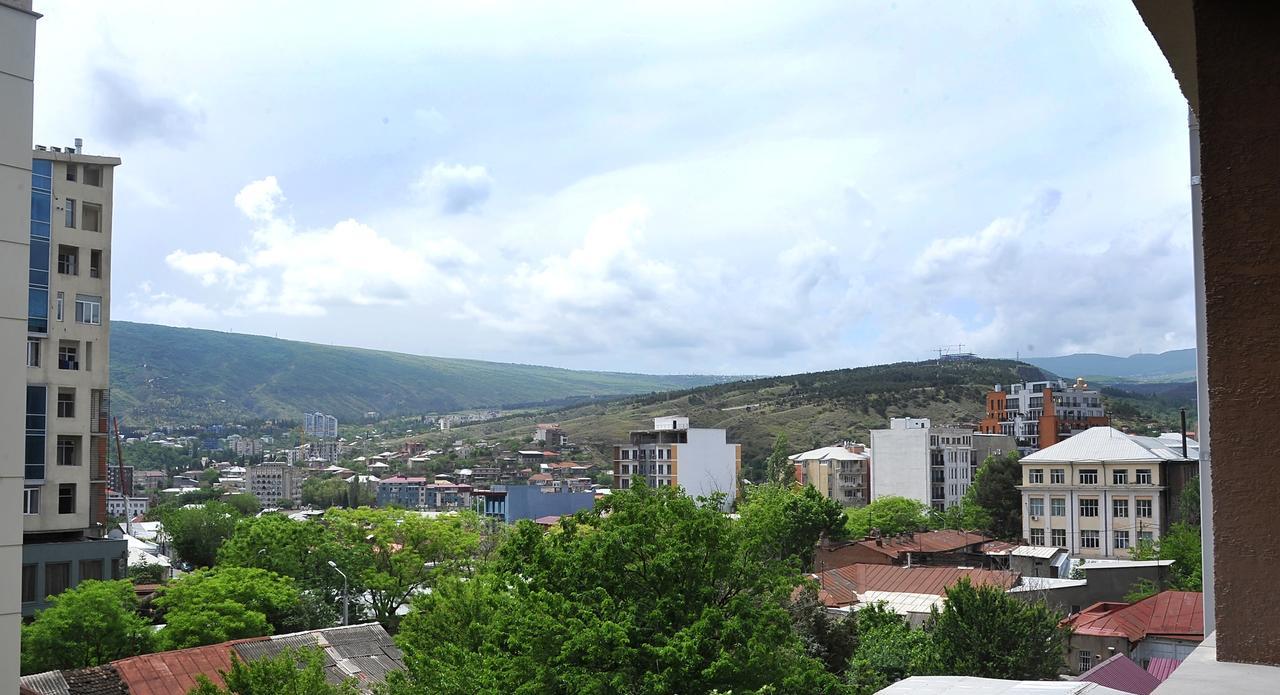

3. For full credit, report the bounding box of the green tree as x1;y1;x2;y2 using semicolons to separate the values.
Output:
1129;522;1202;591
739;483;847;572
764;434;793;485
324;507;482;631
926;578;1068;680
128;561;168;585
965;453;1022;539
386;485;845;695
225;493;261;516
21;580;155;674
201;468;221;485
789;584;858;674
1179;475;1200;525
302;477;349;508
846;603;938;694
188;648;358;695
846;496;931;538
155;567;323;649
218;514;355;604
163;501;241;568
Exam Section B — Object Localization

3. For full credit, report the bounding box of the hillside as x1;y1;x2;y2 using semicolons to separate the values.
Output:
1025;348;1196;382
447;359;1049;477
108;322;737;427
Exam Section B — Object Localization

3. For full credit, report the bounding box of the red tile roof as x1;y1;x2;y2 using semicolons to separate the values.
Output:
857;530;992;559
1065;591;1205;643
813;563;1020;607
1076;654;1161;695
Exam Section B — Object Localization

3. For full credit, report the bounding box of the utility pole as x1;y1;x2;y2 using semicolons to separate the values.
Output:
328;560;349;626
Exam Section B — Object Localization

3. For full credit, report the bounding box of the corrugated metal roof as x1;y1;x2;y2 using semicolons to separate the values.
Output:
113;639;243;695
788;446;870;462
1076;654;1161;695
1065;591;1205;642
19;671;70;695
1010;545;1064;559
1145;657;1182;682
814;563;1020;607
858;530;993;558
230;623;404;691
62;666;130;695
1022;427;1196;463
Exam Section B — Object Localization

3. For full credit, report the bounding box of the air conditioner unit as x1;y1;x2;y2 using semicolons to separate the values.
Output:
1031;515;1040;520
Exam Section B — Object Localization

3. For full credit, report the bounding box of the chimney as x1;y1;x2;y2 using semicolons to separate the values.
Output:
74;137;83;154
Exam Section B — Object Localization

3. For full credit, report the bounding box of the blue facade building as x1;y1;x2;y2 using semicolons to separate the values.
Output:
474;485;596;523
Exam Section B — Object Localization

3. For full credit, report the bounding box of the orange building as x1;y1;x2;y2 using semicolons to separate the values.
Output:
979;377;1109;453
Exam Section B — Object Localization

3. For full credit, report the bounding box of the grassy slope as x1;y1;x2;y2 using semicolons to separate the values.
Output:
109;322;737;427
448;359;1050;469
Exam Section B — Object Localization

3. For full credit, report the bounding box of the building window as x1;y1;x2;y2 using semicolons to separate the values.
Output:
82;202;101;231
22;565;37;603
1139;531;1154;543
1028;469;1044;484
1079;469;1098;485
1051;498;1066;516
58;483;76;514
57;388;75;418
1113;498;1129;518
1114;531;1130;550
89;249;102;278
26;339;40;368
58;343;78;371
65;199;76;228
45;562;71;598
56;437;80;471
1030;528;1045;545
1051;469;1065;484
75;294;101;325
23;488;39;515
1029;498;1044;517
79;559;104;582
85;342;92;371
1079;651;1094;672
1080;530;1100;549
1079;498;1099;517
1136;469;1153;484
66;163;77;182
1113;469;1128;485
57;245;78;275
84;165;102;187
55;291;63;322
1136;499;1153;518
1052;529;1067;547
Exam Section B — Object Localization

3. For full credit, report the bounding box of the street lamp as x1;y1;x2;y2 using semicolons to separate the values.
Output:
328;560;348;626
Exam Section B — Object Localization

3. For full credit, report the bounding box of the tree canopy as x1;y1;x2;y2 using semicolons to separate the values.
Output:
1130;522;1202;591
188;648;357;695
964;453;1022;539
21;580;155;674
162;501;242;568
764;433;793;485
926;578;1068;680
154;567;325;649
846;496;932;538
739;483;847;572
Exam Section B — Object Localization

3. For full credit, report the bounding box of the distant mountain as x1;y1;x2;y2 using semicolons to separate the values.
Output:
1024;349;1197;382
108;322;738;427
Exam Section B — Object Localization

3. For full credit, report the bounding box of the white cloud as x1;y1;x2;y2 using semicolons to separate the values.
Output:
165;250;248;286
413;163;494;215
128;288;219;327
234;176;285;222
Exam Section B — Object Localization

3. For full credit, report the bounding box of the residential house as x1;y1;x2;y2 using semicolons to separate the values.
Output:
1019;427;1199;558
533;423;568;446
812;563;1021;626
1063;591;1204;676
814;530;995;572
790;442;871;507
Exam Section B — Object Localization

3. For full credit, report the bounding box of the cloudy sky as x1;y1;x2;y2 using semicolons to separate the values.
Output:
31;1;1193;376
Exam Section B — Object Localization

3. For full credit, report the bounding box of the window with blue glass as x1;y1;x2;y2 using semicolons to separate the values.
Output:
27;289;48;334
29;239;48;286
29;158;53;335
25;386;46;481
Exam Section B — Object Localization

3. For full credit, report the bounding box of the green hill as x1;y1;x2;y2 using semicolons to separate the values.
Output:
107;322;738;427
446;359;1048;476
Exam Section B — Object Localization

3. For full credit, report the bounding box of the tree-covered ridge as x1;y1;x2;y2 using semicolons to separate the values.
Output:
108;321;737;427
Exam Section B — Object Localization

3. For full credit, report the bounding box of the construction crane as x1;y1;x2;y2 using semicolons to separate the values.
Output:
112;416;131;537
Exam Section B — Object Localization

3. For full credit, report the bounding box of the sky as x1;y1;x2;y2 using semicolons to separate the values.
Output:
31;0;1195;376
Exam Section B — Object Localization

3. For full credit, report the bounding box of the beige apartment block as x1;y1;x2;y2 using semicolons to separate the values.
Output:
1019;427;1198;559
790;443;871;507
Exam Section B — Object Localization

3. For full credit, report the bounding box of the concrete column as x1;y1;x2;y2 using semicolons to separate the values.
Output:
1194;0;1280;666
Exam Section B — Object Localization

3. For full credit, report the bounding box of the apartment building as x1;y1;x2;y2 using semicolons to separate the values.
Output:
20;142;128;618
532;423;568;446
304;411;338;439
980;377;1109;453
870;418;978;512
612;416;740;509
247;464;304;507
106;464;135;496
790;442;871;507
106;493;149;520
1019;427;1199;558
2;0;38;678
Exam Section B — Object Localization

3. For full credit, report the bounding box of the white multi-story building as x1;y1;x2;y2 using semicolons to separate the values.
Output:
247;464;304;507
613;416;740;509
1;0;39;677
106;492;150;520
304;411;338;439
1019;427;1199;558
981;378;1108;453
870;418;976;512
226;434;263;457
790;443;871;507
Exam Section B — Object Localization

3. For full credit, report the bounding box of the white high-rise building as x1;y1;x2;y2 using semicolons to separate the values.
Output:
870;418;976;512
304;411;338;439
613;416;740;510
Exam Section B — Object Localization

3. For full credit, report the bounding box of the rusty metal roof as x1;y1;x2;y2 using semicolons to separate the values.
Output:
814;563;1021;607
858;530;993;559
1065;591;1204;642
113;640;241;695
